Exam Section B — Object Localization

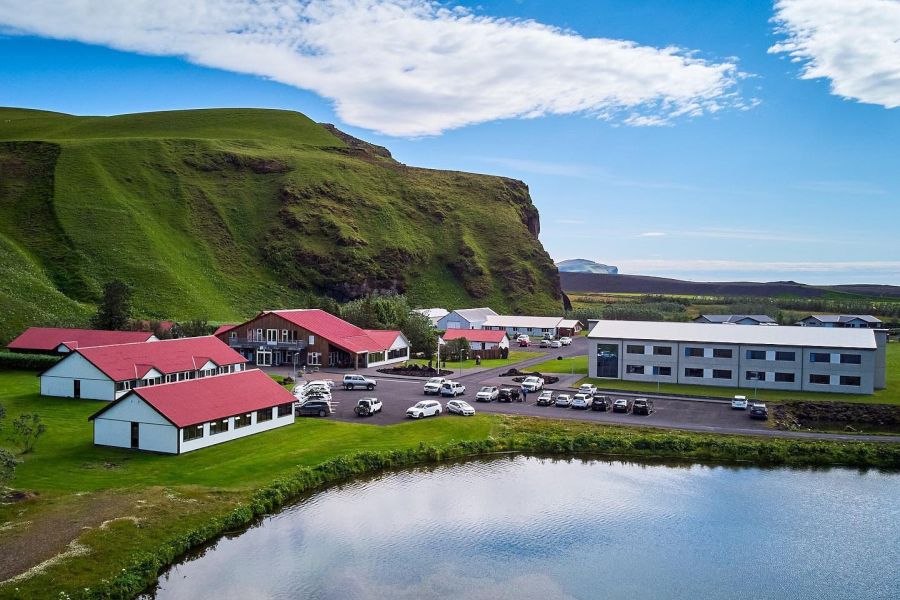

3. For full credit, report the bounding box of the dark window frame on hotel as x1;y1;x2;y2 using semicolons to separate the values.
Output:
713;348;733;359
653;346;672;356
712;369;732;380
626;364;645;375
774;372;795;383
839;375;861;386
626;344;645;355
684;347;704;358
684;368;704;378
809;374;830;385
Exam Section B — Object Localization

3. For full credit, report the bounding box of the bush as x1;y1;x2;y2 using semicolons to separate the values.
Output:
0;351;60;371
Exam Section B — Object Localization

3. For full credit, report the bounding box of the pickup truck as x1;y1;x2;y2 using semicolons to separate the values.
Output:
354;397;382;417
423;377;447;395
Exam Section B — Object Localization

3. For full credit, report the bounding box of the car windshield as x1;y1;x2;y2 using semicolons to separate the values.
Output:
428;378;442;384
413;402;428;409
479;387;491;392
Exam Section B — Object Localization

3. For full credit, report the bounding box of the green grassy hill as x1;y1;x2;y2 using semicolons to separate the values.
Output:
0;107;562;342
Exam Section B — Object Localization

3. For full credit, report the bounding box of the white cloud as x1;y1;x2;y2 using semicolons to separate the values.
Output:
638;232;666;237
0;0;745;136
770;0;900;109
616;258;900;274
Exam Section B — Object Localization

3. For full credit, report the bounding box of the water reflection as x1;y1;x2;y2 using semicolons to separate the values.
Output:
144;456;900;600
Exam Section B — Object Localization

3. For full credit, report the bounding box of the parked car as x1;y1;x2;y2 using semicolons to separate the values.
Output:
354;397;382;417
440;381;466;397
407;400;442;419
518;334;530;347
343;374;376;390
749;403;769;420
446;399;476;416
308;379;335;389
293;381;332;399
559;336;573;346
423;377;447;395
498;387;520;402
632;398;654;416
555;393;572;407
578;383;597;396
731;395;749;410
612;398;630;413
475;386;499;402
522;376;544;392
571;393;591;409
296;400;332;418
591;395;611;412
536;390;554;406
539;339;550;348
549;340;563;349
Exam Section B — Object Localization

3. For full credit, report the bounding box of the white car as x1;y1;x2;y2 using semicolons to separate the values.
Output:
731;395;749;410
571;393;591;409
559;336;573;346
294;383;332;404
446;400;476;416
555;393;572;407
309;379;335;389
578;383;597;396
423;377;447;395
440;381;466;397
407;400;442;419
549;340;563;348
536;390;554;406
475;386;499;402
522;376;544;392
354;397;382;417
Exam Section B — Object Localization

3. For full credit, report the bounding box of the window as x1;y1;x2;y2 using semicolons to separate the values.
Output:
368;351;386;364
282;329;289;342
230;331;237;340
652;366;672;376
307;352;321;366
712;369;732;380
267;329;278;343
115;381;132;392
809;374;830;385
277;403;293;418
388;347;407;360
596;344;619;378
746;371;766;381
234;413;252;429
713;348;733;359
685;347;704;358
775;351;795;362
839;376;861;387
774;372;795;383
256;407;273;423
183;424;204;442
626;365;645;375
810;352;831;363
626;344;645;355
684;368;704;378
746;350;766;360
255;328;263;342
653;346;672;356
165;374;174;383
209;419;230;435
840;354;861;365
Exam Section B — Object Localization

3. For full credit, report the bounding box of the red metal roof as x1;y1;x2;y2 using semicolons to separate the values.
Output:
265;310;404;354
92;369;295;428
76;336;247;382
7;327;155;352
213;324;237;336
441;329;508;343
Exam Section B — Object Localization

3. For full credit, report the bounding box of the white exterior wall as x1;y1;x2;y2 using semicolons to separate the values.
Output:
365;334;410;368
40;353;116;400
179;410;295;454
93;394;179;453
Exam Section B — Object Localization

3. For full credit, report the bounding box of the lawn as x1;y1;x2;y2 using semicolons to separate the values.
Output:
406;350;542;371
530;355;589;374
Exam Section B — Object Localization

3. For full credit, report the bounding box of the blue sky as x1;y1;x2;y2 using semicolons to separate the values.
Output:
1;0;898;284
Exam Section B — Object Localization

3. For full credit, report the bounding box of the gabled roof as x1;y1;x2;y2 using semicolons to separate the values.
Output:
696;314;777;324
558;319;581;329
8;327;156;352
75;336;247;382
483;315;564;329
588;320;877;350
264;309;406;354
412;308;448;319
213;324;237;336
89;369;295;428
800;314;882;324
447;307;497;323
441;329;508;343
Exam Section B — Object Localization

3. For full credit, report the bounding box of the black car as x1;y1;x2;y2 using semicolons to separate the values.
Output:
591;395;611;412
497;388;519;402
749;403;769;420
632;398;654;416
296;400;332;417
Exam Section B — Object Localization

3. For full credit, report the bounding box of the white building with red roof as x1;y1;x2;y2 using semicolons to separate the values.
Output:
40;336;248;401
7;327;157;354
216;309;409;369
440;328;509;351
88;369;295;454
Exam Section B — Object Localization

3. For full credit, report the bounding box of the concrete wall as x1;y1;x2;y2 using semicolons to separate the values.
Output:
40;352;116;400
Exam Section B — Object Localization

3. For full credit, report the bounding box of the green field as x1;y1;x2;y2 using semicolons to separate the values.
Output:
406;350;541;371
0;107;563;343
530;355;589;374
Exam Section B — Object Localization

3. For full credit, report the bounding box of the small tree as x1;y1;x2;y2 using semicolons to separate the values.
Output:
402;313;437;359
92;280;133;330
9;413;46;454
173;319;213;338
0;449;15;489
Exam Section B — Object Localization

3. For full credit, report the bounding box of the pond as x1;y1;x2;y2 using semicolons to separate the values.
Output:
144;456;900;599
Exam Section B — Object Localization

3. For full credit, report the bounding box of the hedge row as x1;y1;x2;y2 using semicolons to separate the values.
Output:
75;432;900;599
0;351;60;371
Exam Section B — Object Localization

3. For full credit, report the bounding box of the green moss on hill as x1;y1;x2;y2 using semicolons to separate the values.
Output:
0;107;562;342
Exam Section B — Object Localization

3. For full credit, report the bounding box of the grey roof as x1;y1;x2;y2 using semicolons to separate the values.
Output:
588;320;877;350
483;315;564;329
413;308;448;319
801;314;882;324
449;307;497;322
696;314;777;324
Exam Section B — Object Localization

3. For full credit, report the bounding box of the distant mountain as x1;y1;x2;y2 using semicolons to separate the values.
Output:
556;259;618;275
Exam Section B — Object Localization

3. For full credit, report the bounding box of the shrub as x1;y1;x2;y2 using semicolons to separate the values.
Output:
0;351;60;371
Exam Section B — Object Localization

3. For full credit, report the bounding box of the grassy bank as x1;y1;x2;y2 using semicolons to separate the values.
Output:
406;350;541;370
530;355;589;374
1;370;898;599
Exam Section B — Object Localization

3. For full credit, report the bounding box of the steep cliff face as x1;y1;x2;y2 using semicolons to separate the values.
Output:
0;108;563;341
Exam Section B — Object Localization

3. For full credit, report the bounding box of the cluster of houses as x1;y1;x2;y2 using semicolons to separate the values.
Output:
7;309;412;454
692;314;884;328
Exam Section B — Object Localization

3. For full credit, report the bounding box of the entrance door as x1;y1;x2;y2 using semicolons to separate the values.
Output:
266;329;278;344
73;379;81;399
256;349;272;366
130;422;139;449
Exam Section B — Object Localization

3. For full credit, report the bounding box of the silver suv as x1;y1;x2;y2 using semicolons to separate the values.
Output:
342;374;377;390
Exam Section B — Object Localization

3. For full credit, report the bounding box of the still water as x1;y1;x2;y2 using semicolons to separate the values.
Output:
147;457;900;599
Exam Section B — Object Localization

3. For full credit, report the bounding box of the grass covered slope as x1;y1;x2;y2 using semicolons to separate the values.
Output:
0;107;562;342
